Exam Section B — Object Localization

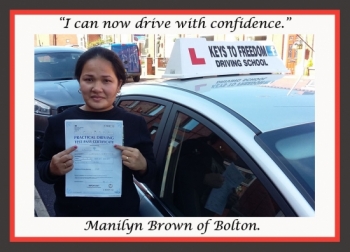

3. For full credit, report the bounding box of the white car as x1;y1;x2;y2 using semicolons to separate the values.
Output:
116;38;315;217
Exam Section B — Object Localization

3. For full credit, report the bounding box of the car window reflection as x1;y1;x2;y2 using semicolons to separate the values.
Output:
34;52;82;81
118;100;165;144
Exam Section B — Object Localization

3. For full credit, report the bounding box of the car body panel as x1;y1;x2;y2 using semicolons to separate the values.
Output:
35;80;85;108
121;75;315;133
35;46;85;54
118;77;315;217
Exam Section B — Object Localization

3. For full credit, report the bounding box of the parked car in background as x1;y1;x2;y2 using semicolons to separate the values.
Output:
34;46;85;150
65;44;87;51
100;43;142;82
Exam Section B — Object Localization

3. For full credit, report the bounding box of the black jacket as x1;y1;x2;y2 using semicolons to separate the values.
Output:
36;106;157;217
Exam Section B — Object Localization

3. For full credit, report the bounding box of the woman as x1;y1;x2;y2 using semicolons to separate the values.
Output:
36;47;157;217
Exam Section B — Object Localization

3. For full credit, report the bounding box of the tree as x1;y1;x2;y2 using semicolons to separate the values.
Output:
87;36;113;49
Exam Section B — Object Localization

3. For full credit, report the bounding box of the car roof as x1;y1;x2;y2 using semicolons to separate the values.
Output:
122;74;315;133
122;38;315;133
34;46;85;53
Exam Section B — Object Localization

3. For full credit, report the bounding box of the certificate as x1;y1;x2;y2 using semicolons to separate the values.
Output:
65;119;123;197
204;163;245;215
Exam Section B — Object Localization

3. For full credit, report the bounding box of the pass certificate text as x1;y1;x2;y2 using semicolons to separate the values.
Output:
65;119;123;197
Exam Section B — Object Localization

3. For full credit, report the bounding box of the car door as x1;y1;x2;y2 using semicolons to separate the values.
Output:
116;95;174;216
126;44;141;75
116;97;296;217
155;104;297;217
120;44;130;73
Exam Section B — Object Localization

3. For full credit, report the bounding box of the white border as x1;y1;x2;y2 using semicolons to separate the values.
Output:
14;13;336;238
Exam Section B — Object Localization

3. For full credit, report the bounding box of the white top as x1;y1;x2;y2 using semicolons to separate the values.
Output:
162;38;289;79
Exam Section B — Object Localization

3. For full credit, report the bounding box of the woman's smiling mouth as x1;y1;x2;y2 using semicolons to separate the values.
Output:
91;96;104;101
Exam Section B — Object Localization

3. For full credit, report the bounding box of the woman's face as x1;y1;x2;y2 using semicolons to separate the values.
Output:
79;57;121;112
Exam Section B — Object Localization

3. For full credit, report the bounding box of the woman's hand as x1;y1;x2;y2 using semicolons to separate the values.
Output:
114;145;147;175
203;173;225;188
49;145;77;176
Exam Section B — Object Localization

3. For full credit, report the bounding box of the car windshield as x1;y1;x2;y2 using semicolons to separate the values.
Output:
257;123;315;203
34;52;82;81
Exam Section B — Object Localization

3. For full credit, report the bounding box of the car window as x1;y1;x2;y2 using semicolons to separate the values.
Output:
34;52;82;81
160;111;285;217
257;123;315;204
118;100;166;144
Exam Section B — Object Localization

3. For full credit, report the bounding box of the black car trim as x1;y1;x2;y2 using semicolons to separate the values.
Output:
255;123;315;210
115;95;177;217
133;179;173;217
115;95;173;158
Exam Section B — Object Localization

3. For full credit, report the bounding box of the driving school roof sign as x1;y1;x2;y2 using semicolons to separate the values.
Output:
162;38;289;79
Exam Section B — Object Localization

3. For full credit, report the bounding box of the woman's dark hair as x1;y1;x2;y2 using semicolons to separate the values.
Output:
74;46;127;85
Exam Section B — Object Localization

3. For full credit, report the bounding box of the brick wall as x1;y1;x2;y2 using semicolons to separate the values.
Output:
87;34;101;44
55;34;79;46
